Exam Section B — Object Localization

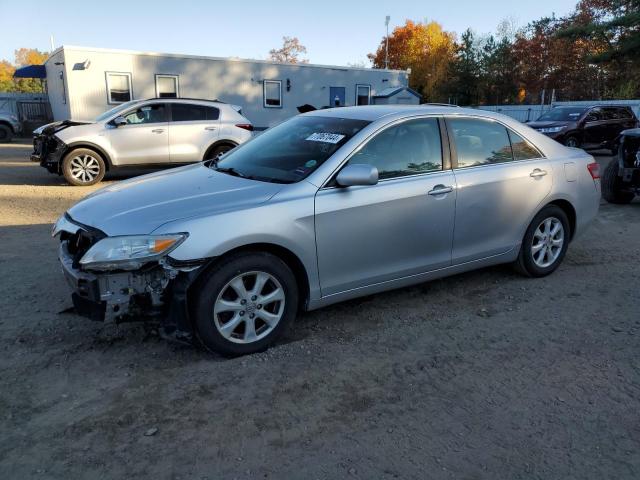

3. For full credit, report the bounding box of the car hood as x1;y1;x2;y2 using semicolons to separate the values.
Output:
527;120;571;129
67;163;284;236
34;119;94;136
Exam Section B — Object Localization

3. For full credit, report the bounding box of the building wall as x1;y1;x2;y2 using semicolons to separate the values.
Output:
53;46;409;128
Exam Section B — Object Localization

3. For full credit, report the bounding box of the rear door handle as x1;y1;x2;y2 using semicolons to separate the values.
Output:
530;168;547;178
151;128;164;134
428;185;453;196
205;126;217;131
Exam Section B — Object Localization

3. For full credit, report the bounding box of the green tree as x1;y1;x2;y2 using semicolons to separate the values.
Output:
448;29;482;105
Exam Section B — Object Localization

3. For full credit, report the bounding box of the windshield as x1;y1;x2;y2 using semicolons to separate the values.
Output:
94;101;142;122
537;107;588;122
212;116;370;183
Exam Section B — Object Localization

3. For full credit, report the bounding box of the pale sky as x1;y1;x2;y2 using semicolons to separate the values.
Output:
0;0;578;66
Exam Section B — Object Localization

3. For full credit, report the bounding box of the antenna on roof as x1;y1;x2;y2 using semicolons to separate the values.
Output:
50;35;55;51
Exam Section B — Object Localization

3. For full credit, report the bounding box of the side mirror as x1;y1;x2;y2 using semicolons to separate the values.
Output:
113;116;127;127
336;164;378;187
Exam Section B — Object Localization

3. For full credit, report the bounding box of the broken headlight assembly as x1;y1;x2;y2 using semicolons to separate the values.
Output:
79;234;188;271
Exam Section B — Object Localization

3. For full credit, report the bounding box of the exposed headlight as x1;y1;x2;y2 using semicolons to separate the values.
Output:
79;234;187;271
538;126;565;134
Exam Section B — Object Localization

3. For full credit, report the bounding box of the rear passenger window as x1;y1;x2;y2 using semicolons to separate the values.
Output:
449;118;513;168
349;118;442;179
171;104;219;122
508;130;543;160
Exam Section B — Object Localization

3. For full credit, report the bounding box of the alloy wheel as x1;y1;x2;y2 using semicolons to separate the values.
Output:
213;271;285;344
531;217;564;268
69;154;101;183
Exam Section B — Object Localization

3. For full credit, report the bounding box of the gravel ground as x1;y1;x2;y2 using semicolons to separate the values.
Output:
1;140;639;479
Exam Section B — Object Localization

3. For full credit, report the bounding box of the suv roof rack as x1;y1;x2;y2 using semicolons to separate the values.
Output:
143;97;226;104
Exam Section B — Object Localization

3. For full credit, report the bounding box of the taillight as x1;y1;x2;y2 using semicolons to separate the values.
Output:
235;123;254;131
587;162;600;180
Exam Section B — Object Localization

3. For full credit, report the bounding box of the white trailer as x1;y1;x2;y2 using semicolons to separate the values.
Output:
44;45;412;129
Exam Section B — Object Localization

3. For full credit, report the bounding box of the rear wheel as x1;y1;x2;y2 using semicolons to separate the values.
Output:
192;252;298;356
205;144;235;160
515;205;570;277
602;159;635;204
0;124;13;143
62;148;106;186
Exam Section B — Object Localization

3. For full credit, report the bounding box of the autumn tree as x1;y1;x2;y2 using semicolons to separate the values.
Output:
0;48;48;93
368;20;457;102
557;0;640;98
268;37;308;64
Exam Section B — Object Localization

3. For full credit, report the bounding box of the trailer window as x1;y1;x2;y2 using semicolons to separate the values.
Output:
106;72;132;104
155;75;179;98
264;80;282;108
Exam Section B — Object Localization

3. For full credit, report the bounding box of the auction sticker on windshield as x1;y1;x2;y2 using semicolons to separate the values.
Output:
305;133;345;144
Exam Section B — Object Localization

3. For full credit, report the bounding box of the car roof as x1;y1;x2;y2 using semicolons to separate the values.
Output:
143;97;227;105
303;105;507;122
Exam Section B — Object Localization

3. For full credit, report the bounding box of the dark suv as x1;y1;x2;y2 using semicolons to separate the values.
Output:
528;105;639;151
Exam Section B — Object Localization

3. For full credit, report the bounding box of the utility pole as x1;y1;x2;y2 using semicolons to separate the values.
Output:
385;16;390;69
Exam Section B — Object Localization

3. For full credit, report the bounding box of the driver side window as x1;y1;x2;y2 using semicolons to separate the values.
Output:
123;104;167;125
348;118;443;180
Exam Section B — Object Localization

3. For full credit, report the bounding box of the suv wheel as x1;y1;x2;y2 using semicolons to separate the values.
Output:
602;159;635;204
205;144;234;160
515;205;570;277
564;136;580;148
192;252;299;356
62;148;106;186
0;124;13;143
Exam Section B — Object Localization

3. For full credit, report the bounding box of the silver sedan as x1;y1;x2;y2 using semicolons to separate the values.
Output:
53;106;601;356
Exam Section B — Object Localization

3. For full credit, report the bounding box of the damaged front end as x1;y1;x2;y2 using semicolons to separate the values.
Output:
31;120;92;173
54;214;203;342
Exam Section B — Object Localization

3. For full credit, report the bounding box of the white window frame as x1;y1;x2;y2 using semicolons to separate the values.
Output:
105;72;133;105
355;84;371;106
155;74;179;98
263;80;282;108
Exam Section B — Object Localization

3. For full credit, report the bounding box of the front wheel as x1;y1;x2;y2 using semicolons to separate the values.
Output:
515;205;570;277
564;136;580;148
192;252;299;356
602;159;635;204
62;148;106;186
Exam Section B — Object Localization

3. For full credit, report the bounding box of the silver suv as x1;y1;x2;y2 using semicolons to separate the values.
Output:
53;106;601;356
31;98;253;186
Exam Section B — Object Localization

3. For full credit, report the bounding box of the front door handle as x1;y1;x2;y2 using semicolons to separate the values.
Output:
151;128;164;134
530;168;548;178
205;126;217;131
428;185;453;196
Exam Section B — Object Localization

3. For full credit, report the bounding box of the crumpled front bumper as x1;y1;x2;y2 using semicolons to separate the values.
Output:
32;135;66;173
59;241;174;323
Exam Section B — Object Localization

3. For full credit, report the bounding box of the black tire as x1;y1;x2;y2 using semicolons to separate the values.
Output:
192;252;299;356
514;205;570;277
205;144;235;160
564;136;580;148
0;124;13;143
62;148;106;186
602;159;635;204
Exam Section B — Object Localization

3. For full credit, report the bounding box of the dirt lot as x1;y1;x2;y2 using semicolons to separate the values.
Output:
1;140;639;479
